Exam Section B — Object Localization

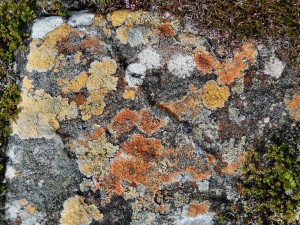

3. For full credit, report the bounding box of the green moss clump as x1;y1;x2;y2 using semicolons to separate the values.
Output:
216;140;300;225
0;0;36;146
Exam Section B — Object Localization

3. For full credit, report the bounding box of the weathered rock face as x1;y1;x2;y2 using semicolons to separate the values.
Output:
4;9;299;225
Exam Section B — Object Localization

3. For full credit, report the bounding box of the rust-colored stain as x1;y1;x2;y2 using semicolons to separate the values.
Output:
187;201;210;217
138;109;165;135
160;23;175;37
286;94;300;121
223;155;244;175
108;109;139;137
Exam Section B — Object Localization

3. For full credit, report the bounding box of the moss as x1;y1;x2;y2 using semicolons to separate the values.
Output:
216;139;300;224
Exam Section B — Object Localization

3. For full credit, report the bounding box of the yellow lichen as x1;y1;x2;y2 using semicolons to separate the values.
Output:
116;26;129;44
202;80;230;110
74;132;119;177
108;10;144;27
27;24;72;72
80;57;118;120
86;58;117;92
74;51;82;64
123;88;136;100
26;205;36;214
62;72;88;94
60;195;103;225
286;95;300;121
12;87;78;139
22;76;33;90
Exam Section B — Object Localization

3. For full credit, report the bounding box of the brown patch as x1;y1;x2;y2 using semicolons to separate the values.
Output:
187;201;210;217
138;109;165;135
57;30;82;54
108;109;139;137
155;205;169;214
160;23;175;37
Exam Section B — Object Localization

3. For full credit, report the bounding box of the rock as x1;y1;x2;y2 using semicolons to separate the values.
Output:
4;9;299;225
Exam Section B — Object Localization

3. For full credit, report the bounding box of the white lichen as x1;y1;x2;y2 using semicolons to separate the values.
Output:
264;53;286;79
68;12;95;27
138;48;161;69
5;166;16;179
31;16;64;39
167;54;195;78
176;213;215;225
125;63;147;87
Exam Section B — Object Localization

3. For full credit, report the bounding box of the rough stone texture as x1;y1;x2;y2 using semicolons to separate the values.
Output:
4;9;299;225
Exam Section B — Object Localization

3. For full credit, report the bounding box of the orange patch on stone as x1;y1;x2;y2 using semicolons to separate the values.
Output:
108;109;139;137
193;42;257;85
138;109;165;135
194;49;215;75
223;155;245;175
215;42;257;85
187;201;210;217
159;85;203;121
90;128;104;140
69;93;87;106
286;95;300;121
179;33;196;46
93;135;211;205
160;23;175;37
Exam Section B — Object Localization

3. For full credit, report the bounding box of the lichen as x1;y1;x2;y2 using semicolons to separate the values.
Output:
187;201;210;217
108;109;139;137
27;24;72;73
73;128;119;177
138;109;165;135
80;57;118;120
167;54;195;79
159;84;203;121
107;9;145;27
286;95;300;121
202;80;230;110
193;42;257;85
60;195;103;225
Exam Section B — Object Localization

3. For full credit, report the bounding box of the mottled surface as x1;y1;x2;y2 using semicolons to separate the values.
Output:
4;9;299;225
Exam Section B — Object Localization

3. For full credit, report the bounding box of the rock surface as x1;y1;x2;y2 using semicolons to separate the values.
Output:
4;9;299;225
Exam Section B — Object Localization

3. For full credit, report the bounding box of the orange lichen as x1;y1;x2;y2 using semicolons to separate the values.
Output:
215;42;257;85
194;49;215;75
92;135;211;205
286;95;300;121
159;84;203;121
160;23;175;37
26;205;36;214
61;72;88;94
108;109;139;137
68;93;87;106
223;155;244;175
193;42;257;85
202;80;230;110
138;109;165;135
187;201;210;217
179;33;196;46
